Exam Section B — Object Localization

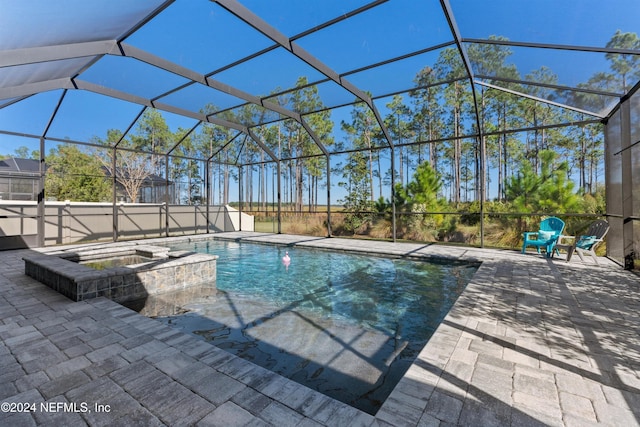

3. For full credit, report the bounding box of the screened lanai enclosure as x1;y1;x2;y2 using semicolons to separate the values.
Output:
1;0;639;267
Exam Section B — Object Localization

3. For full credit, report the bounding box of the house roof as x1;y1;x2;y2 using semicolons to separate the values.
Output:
0;157;39;175
0;158;167;185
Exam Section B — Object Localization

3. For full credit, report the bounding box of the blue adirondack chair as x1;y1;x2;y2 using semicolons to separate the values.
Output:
522;217;565;257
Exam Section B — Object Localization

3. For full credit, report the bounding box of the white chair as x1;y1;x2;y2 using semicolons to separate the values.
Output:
555;220;609;264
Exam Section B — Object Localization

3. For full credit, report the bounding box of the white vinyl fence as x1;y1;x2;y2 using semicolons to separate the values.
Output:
0;201;253;250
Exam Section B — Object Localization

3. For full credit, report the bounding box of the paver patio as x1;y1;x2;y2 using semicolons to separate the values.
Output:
0;232;638;426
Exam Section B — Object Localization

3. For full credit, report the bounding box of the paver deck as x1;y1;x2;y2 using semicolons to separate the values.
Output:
1;232;638;426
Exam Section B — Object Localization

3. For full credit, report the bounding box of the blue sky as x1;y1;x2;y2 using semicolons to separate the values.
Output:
1;0;638;203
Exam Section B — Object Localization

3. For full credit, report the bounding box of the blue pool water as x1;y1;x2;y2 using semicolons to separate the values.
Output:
147;240;478;414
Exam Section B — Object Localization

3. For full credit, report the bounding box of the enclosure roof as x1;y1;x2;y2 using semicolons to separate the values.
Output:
1;0;639;161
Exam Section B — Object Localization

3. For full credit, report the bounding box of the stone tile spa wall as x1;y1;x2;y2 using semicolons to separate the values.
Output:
23;245;217;303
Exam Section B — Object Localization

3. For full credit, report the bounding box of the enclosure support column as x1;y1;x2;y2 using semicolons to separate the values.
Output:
37;137;45;247
326;154;332;237
205;160;211;233
38;90;66;247
441;0;486;247
620;100;635;268
238;166;243;231
478;134;486;248
112;146;118;242
277;160;282;234
164;153;170;237
245;129;280;234
390;145;396;242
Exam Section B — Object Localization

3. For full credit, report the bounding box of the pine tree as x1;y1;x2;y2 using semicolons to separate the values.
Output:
45;144;111;202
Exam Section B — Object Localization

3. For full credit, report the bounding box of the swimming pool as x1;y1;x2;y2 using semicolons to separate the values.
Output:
135;239;478;414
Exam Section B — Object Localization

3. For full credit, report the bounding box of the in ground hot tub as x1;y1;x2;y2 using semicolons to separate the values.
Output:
23;244;217;303
80;254;154;270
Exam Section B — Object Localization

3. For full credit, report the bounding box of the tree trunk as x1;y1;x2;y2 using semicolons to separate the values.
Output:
377;152;383;199
296;156;303;212
261;150;266;210
453;106;461;205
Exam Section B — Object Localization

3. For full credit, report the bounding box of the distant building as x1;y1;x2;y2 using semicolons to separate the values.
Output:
0;157;173;203
0;157;39;201
102;167;174;203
